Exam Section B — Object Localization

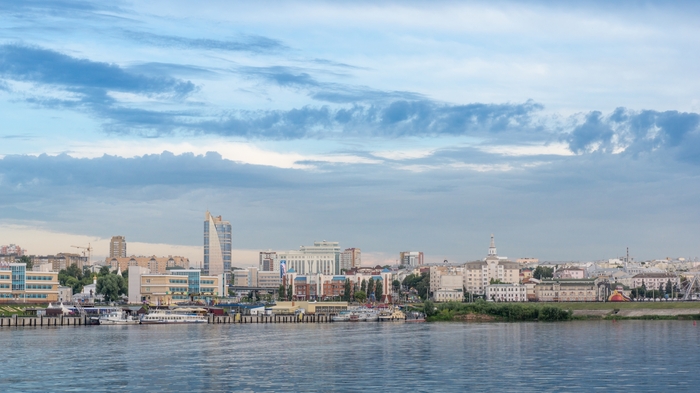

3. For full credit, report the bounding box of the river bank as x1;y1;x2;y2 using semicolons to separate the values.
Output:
423;300;700;322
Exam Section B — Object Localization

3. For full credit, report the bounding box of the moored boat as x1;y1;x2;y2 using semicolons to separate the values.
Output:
99;310;140;325
140;309;208;324
378;308;406;322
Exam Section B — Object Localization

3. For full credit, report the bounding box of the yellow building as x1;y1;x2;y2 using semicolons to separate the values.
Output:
269;301;348;315
107;255;190;274
535;279;599;302
0;263;59;303
132;269;222;305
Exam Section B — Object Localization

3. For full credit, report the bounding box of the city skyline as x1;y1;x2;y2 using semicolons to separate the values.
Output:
1;1;699;262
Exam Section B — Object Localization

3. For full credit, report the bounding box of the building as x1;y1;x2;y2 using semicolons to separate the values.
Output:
554;267;585;279
204;211;232;275
0;244;25;256
433;288;464;302
0;263;59;303
58;286;73;303
110;236;127;258
516;257;539;264
128;266;223;305
107;255;190;275
28;253;87;272
284;269;392;302
535;279;599;302
430;265;464;300
259;251;278;272
232;267;280;288
485;283;527;302
463;235;519;295
632;273;679;290
263;241;341;276
340;248;361;271
400;251;424;268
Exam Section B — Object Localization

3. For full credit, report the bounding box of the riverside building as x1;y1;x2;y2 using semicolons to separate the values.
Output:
204;211;232;276
128;266;223;305
0;263;59;303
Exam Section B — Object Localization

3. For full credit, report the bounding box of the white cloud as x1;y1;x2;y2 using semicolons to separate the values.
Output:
371;148;435;161
39;139;381;169
478;143;574;157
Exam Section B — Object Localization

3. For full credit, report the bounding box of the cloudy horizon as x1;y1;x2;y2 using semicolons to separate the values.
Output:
1;1;699;265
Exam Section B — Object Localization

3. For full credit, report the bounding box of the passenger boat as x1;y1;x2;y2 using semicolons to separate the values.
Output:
98;310;140;325
139;309;208;324
334;307;379;322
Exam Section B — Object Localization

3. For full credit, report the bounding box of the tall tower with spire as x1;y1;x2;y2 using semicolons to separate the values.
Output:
488;234;497;257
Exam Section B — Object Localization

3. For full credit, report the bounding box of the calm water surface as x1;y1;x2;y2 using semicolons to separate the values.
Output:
1;320;699;392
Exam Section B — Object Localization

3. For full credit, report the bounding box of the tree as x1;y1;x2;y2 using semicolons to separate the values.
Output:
367;279;375;300
423;300;436;317
343;279;352;302
354;290;367;303
361;279;367;293
96;273;127;302
533;266;554;280
19;255;33;270
278;284;287;301
65;276;81;295
375;281;383;302
99;266;111;276
490;278;505;284
392;280;401;293
665;280;673;295
287;284;293;301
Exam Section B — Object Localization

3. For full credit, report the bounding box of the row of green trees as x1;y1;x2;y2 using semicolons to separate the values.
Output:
424;300;572;322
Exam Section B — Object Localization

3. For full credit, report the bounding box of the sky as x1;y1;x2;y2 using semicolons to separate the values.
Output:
1;0;699;266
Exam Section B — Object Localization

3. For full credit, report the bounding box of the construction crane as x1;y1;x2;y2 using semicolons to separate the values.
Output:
71;243;93;268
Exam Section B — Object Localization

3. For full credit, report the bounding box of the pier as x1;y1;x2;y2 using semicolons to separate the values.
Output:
0;313;333;327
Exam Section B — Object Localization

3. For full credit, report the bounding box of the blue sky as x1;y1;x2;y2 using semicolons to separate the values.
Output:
1;0;699;265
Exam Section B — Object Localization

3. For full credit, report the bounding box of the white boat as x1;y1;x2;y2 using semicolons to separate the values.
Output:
99;310;140;325
332;310;352;322
333;308;379;322
140;309;208;324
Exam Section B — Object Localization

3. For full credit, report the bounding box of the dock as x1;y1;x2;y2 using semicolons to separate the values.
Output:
0;313;333;327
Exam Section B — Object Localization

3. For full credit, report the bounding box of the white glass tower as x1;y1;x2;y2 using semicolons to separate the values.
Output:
204;211;231;275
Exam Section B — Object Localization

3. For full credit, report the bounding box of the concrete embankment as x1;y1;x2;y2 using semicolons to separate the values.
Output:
0;313;334;327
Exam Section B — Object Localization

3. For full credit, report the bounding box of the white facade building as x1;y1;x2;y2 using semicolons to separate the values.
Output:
485;284;527;302
464;235;519;295
260;241;341;275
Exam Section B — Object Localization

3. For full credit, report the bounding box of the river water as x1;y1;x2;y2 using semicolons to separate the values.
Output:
1;320;699;392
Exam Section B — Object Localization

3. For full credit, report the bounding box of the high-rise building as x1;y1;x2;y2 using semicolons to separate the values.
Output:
110;236;127;258
400;251;424;267
340;248;361;271
204;211;232;275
